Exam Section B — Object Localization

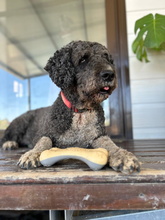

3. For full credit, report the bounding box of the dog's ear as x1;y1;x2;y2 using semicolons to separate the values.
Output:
44;43;75;89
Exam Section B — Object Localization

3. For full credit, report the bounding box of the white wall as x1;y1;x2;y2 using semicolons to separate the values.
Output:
126;0;165;139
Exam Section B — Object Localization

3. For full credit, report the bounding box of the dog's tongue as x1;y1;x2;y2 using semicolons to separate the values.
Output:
103;87;109;91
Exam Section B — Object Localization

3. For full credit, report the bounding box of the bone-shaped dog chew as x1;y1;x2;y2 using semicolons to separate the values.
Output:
40;147;109;171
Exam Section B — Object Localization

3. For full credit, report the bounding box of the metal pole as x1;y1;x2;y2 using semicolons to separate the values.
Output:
49;210;64;220
27;78;31;110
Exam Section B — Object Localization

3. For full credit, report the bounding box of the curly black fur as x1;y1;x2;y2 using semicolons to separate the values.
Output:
2;40;116;145
1;40;117;148
45;42;76;90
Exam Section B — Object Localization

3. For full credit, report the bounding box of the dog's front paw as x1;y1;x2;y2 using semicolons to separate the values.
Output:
17;150;41;169
109;148;140;174
2;141;18;150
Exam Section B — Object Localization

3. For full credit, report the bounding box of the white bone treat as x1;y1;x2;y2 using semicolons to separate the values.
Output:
40;147;109;171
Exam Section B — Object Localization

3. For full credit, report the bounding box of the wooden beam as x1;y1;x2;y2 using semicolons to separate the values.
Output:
105;0;132;139
1;183;165;210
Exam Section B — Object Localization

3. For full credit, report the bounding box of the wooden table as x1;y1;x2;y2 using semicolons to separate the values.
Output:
0;140;165;210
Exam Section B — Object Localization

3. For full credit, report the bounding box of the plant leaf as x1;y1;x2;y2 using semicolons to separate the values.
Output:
134;14;153;34
144;13;165;48
132;27;147;53
160;42;165;50
132;13;165;62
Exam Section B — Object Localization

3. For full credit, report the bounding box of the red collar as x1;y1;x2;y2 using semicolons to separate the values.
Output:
61;91;79;113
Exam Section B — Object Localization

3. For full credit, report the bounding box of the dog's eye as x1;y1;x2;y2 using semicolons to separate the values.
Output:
79;54;89;65
109;56;114;65
103;53;114;65
103;53;109;61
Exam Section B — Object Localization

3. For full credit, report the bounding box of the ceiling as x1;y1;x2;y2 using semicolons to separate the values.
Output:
0;0;106;79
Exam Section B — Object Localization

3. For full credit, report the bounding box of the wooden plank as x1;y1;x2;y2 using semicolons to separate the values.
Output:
0;183;165;210
105;0;125;138
126;0;165;12
132;103;165;128
131;79;165;104
140;156;165;162
119;143;165;148
128;54;165;79
133;128;165;140
119;139;165;145
123;147;165;151
116;140;165;150
105;0;132;139
142;163;165;170
135;152;165;156
0;167;165;184
0;140;165;210
0;141;165;182
131;149;165;153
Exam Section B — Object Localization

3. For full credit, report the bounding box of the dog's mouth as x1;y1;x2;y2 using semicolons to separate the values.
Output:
99;86;111;95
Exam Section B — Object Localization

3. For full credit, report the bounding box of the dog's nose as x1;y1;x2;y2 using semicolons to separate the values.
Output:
100;70;115;82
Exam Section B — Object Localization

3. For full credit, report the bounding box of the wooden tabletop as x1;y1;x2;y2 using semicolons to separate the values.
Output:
0;140;165;210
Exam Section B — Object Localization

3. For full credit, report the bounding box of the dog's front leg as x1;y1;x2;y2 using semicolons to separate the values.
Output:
17;136;52;169
92;136;140;174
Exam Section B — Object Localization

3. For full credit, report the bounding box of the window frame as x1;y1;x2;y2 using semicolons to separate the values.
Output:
105;0;133;139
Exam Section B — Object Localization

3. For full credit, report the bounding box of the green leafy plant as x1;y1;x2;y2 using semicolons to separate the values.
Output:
132;13;165;62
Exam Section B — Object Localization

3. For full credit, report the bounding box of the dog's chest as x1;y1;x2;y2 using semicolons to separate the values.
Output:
58;111;99;147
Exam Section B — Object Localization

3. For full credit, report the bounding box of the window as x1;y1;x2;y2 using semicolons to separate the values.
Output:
30;75;60;110
0;69;28;129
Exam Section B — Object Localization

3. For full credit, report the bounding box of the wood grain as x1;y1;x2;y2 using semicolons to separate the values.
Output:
0;140;165;210
1;183;165;210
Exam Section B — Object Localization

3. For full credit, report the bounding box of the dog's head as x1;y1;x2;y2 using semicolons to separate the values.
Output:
45;41;117;109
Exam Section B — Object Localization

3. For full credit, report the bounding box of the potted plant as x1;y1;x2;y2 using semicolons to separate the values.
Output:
132;13;165;62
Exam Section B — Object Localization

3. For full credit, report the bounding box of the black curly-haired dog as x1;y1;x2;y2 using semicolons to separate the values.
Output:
1;41;140;173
